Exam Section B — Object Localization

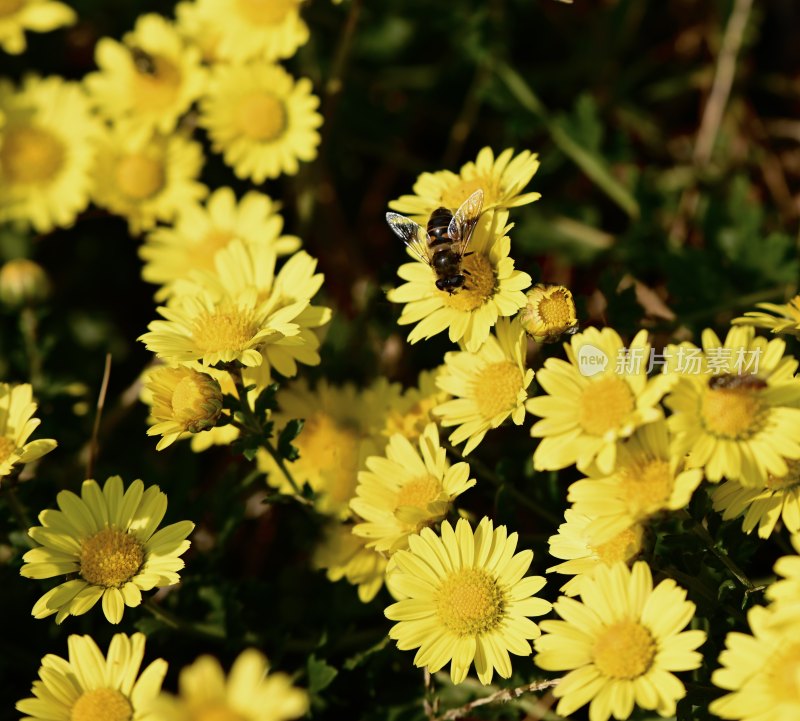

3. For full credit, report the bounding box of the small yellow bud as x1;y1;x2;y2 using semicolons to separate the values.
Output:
518;283;578;342
0;258;50;309
145;366;224;450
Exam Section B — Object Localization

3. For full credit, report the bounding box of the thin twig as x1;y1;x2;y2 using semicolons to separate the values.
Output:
19;308;44;389
142;598;226;640
433;678;560;721
423;668;437;720
321;0;364;128
86;353;112;480
693;0;754;165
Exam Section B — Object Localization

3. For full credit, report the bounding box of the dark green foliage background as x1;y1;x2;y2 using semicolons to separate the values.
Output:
1;1;799;719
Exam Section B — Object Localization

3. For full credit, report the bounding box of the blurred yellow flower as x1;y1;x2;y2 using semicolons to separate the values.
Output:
0;0;75;55
85;13;206;143
0;382;56;481
148;649;308;721
16;633;167;721
732;295;800;337
193;0;309;62
382;367;448;441
140;187;301;301
0;75;101;232
535;561;705;721
434;317;533;455
527;327;665;474
21;476;194;624
200;63;321;182
765;533;800;621
92;127;207;234
312;522;388;602
174;0;220;62
0;258;50;309
387;209;531;352
389;147;541;223
351;423;475;553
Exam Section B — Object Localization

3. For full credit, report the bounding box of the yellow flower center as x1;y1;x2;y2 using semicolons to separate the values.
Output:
436;568;504;637
592;620;656;679
472;361;524;420
0;125;65;184
395;475;442;510
767;642;800;703
131;54;182;112
440;176;498;210
71;688;132;721
617;457;674;516
539;288;573;326
0;436;16;464
578;376;635;437
236;93;287;141
440;253;496;312
235;0;298;25
294;412;361;513
114;154;165;200
765;460;800;491
700;384;767;440
191;307;259;353
0;0;24;16
80;527;144;588
592;524;644;564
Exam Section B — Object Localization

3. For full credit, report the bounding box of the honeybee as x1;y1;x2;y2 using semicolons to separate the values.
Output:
708;373;767;390
386;189;483;293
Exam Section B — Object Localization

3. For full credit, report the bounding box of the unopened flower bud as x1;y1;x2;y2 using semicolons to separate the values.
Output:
518;284;578;343
0;258;50;309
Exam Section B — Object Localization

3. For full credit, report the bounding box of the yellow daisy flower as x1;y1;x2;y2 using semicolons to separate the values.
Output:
170;239;331;380
534;561;706;721
527;327;666;474
732;295;800;337
765;533;800;620
387;209;531;352
712;462;800;539
312;522;388;603
193;0;308;62
433;317;533;455
351;423;475;553
382;367;448;441
385;517;552;685
0;257;50;309
0;75;101;232
199;63;321;183
259;378;393;517
92;127;207;235
139;286;303;370
16;632;166;721
175;0;220;62
84;13;206;142
710;605;800;721
1;382;56;481
20;475;194;624
665;326;800;487
140;187;301;301
518;283;579;342
547;508;646;596
147;649;308;721
0;0;75;55
143;365;223;451
389;147;541;223
567;420;704;544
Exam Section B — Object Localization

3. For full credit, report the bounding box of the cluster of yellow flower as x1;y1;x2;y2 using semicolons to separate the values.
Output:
0;0;321;234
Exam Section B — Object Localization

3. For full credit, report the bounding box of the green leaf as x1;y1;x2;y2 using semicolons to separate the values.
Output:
278;419;305;461
307;655;338;694
254;382;279;421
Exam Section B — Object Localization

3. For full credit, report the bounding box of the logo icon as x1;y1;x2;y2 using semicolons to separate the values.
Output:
577;344;608;377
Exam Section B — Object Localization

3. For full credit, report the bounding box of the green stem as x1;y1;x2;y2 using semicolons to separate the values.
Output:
19;308;44;389
3;472;34;540
678;510;755;591
142;598;225;640
322;0;364;128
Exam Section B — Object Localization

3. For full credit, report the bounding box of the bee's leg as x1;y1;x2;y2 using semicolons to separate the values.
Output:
464;251;474;257
463;269;472;276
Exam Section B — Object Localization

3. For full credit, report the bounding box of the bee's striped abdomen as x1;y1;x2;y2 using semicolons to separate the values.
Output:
426;207;453;246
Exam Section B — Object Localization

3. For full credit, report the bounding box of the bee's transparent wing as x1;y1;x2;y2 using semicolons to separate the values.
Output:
386;212;433;265
448;188;484;258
